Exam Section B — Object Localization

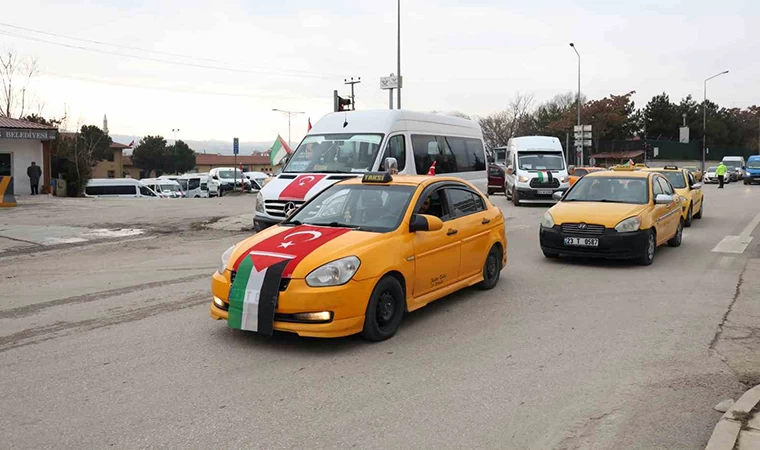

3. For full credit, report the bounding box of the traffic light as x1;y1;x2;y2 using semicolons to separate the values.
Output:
333;90;352;112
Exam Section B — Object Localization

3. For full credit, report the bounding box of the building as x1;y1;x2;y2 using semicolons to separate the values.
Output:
123;153;279;178
92;141;132;178
194;154;276;174
0;117;57;195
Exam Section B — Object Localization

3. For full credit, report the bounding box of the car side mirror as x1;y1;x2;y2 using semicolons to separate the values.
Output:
552;191;564;201
410;214;444;232
655;194;674;205
568;165;576;175
691;183;702;190
384;157;399;174
506;165;513;175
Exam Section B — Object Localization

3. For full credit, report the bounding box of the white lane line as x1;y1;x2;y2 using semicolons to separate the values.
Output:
712;211;760;254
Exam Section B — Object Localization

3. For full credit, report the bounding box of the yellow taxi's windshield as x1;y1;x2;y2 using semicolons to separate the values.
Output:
286;184;415;232
283;133;384;173
564;176;648;204
656;171;687;189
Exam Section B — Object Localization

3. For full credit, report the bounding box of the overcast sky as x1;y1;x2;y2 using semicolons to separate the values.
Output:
3;0;758;146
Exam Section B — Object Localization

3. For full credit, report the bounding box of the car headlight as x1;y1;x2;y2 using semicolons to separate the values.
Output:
305;256;361;287
255;192;264;212
517;176;529;183
541;211;555;228
219;244;237;274
614;216;641;233
559;176;568;183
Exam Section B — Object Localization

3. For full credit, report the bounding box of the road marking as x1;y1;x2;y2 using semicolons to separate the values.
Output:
712;211;760;254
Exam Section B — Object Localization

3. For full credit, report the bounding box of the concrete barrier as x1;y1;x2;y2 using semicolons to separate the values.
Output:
0;176;17;207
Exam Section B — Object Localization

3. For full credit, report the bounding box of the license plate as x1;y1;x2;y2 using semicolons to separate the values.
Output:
538;189;553;195
564;237;599;247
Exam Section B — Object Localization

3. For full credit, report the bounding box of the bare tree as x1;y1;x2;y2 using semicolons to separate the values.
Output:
477;93;535;149
0;49;38;118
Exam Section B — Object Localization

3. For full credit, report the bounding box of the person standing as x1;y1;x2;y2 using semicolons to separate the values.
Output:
27;161;42;195
716;162;728;189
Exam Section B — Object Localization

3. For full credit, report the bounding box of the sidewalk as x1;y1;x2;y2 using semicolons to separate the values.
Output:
706;385;760;449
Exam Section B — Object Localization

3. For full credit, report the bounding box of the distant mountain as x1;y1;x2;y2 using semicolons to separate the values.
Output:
110;134;273;156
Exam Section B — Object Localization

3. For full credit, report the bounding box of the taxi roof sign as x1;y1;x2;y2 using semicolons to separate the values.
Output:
612;165;636;171
663;165;679;170
362;172;393;183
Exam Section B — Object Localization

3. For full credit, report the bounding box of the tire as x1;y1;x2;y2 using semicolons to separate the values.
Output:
695;200;703;219
543;250;560;259
361;276;405;341
668;220;683;247
487;189;494;196
512;188;521;206
638;230;656;266
744;180;749;185
684;205;693;227
478;245;502;290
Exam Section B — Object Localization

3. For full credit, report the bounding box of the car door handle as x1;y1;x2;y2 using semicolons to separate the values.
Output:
482;218;491;224
447;228;458;236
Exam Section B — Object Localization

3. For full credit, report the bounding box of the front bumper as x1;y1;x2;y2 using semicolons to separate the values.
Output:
210;270;376;338
253;213;281;232
515;187;563;203
539;225;650;259
744;173;760;183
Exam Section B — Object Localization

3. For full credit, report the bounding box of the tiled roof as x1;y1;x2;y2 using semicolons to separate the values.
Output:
110;142;132;149
0;116;57;130
123;154;271;167
195;154;271;165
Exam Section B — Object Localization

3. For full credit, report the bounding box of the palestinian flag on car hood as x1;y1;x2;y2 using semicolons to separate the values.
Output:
227;225;351;334
536;171;553;182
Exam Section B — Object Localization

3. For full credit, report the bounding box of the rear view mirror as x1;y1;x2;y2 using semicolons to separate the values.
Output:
506;165;513;175
552;191;564;201
691;183;702;190
655;194;674;205
410;214;444;232
568;165;576;174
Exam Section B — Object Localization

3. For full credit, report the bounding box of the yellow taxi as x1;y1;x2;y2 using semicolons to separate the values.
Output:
642;165;703;227
539;166;683;265
210;172;507;341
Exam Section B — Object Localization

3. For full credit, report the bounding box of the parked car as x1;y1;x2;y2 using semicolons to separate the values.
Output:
85;179;161;198
702;166;730;184
488;163;506;195
745;155;760;185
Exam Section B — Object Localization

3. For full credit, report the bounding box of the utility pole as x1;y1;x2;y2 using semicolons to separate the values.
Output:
569;43;581;164
344;78;361;111
272;109;305;148
397;0;402;109
702;70;729;172
172;128;180;145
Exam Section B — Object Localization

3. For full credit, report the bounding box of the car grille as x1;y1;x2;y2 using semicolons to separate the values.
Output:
561;223;606;236
530;178;560;188
264;200;305;218
230;271;290;291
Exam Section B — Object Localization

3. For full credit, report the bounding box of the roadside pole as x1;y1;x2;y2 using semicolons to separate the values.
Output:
233;137;239;193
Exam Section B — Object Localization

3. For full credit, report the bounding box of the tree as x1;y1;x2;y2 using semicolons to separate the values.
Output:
478;93;534;149
550;91;639;145
48;124;112;196
642;93;681;140
0;49;38;118
132;135;168;177
165;140;196;174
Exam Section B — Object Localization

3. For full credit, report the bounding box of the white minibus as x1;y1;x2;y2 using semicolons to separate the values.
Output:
503;136;570;206
253;110;488;231
85;178;161;198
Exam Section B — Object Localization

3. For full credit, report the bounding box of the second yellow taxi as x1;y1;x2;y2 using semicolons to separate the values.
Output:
539;166;683;265
210;171;507;341
642;165;704;227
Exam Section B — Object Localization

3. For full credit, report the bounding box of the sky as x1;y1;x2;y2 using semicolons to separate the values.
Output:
2;0;759;148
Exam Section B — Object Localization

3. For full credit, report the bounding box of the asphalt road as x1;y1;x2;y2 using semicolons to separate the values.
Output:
2;182;760;449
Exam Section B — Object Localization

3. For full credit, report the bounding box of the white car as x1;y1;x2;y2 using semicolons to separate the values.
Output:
702;166;730;184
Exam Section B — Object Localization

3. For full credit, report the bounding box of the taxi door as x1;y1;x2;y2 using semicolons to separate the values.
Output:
653;177;680;244
686;171;702;211
412;188;461;298
443;186;493;280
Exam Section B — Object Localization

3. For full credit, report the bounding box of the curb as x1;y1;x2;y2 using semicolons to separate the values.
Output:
706;385;760;450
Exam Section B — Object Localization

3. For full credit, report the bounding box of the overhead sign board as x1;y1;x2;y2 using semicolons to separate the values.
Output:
380;75;402;90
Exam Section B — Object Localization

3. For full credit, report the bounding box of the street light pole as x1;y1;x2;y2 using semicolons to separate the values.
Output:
569;43;581;164
397;0;401;109
172;128;180;144
702;70;729;172
272;109;305;148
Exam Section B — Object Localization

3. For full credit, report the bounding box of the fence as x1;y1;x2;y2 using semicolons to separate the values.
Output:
595;139;759;162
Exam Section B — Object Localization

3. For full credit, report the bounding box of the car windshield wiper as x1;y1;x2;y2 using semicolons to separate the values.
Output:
283;220;302;226
310;221;362;230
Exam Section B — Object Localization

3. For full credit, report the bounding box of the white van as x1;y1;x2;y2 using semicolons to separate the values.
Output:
140;178;184;198
244;171;268;191
209;167;251;194
178;173;214;198
503;136;570;206
721;156;746;181
253;109;488;231
85;178;161;198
